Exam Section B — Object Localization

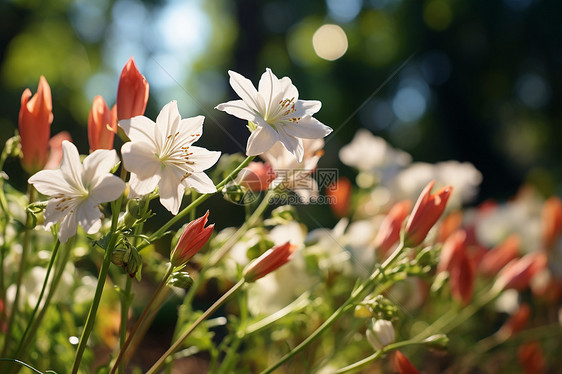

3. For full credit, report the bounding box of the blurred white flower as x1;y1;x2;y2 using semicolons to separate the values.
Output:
120;100;221;215
216;68;332;162
339;129;411;176
261;139;324;203
28;141;125;243
392;161;482;208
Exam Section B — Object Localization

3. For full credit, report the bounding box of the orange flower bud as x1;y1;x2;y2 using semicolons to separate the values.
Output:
542;196;562;251
495;252;547;291
394;351;420;374
437;229;467;274
437;210;463;243
326;177;352;218
373;200;412;256
116;57;149;121
237;162;276;191
479;234;520;277
43;131;72;170
18;76;54;174
243;242;297;282
88;95;117;151
404;180;453;247
170;211;214;267
518;341;545;374
449;252;475;305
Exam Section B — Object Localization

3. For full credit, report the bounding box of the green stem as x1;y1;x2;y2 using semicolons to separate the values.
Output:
2;186;35;358
71;197;123;374
139;156;255;249
147;279;246;374
110;264;174;374
118;276;133;374
259;243;405;374
13;240;60;360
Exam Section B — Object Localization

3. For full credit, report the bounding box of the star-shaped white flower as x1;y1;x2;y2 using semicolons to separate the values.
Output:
28;141;126;243
215;68;333;162
120;101;221;215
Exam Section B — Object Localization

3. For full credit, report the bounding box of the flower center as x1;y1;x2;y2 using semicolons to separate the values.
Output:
157;131;200;175
264;97;300;126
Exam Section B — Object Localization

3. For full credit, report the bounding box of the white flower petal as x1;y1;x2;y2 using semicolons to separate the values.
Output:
258;68;281;112
60;141;84;190
184;172;217;194
121;142;159;178
77;202;102;234
277;130;303;162
158;167;184;215
128;173;160;198
187;147;221;172
278;76;298;100
246;125;279;156
294;100;321;116
215;100;261;123
177;116;204;144
156;101;181;137
58;212;78;243
89;175;126;204
83;149;119;186
119;116;158;145
228;70;260;112
44;199;70;229
29;169;73;196
283;117;333;139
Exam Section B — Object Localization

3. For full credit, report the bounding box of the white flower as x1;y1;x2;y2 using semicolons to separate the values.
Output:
28;141;125;243
339;129;411;173
120;101;221;215
261;138;325;202
216;68;332;162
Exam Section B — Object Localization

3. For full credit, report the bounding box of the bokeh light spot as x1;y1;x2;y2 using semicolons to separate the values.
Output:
392;87;427;122
326;0;362;23
423;0;452;31
312;24;348;61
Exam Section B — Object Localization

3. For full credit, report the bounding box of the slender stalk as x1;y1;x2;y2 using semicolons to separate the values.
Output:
2;186;36;358
147;279;246;374
110;264;174;373
259;243;405;374
71;197;123;374
118;276;133;374
140;156;255;249
13;240;60;359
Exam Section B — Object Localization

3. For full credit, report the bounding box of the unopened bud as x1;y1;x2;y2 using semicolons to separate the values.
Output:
366;319;395;351
222;184;247;204
112;248;127;266
5;135;22;158
354;305;373;318
422;334;449;350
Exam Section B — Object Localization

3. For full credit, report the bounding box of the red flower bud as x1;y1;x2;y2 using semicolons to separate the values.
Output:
237;161;276;191
479;234;520;277
43;131;72;170
542;196;562;251
404;180;453;247
518;341;545;374
326;177;352;218
19;76;54;174
88;95;117;151
394;351;420;374
437;229;467;274
495;252;547;291
243;242;297;282
170;211;214;267
373;200;412;256
116;57;149;121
